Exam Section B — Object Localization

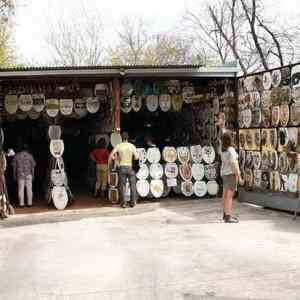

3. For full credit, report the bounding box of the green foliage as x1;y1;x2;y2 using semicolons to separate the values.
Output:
0;0;15;67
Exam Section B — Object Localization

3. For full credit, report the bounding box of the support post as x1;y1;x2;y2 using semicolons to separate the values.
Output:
112;78;121;132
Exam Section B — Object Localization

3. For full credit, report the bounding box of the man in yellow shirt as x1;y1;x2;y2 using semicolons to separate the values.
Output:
110;132;139;208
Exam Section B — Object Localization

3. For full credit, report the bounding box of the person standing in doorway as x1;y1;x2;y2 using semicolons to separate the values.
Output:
110;132;139;208
89;138;110;197
220;132;242;223
11;144;36;208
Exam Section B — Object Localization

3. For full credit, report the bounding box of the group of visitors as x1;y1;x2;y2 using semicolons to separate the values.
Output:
5;120;241;223
90;125;242;222
90;132;138;208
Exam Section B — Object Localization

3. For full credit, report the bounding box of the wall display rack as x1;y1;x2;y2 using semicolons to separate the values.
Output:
237;63;300;213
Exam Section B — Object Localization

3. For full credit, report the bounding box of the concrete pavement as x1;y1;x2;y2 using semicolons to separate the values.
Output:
1;198;300;300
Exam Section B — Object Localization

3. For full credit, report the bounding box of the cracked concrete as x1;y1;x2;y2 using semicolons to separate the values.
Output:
1;199;300;300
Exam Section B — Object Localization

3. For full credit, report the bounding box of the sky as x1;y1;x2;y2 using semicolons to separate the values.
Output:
14;0;300;66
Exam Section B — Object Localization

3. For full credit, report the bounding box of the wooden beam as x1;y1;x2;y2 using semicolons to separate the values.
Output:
112;78;121;132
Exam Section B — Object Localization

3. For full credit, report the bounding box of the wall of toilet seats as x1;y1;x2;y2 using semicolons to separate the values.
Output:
133;145;219;199
114;78;237;201
0;80;114;208
238;63;300;194
1;82;113;126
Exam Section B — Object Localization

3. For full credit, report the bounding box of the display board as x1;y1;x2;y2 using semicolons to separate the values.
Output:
238;64;300;196
134;145;220;199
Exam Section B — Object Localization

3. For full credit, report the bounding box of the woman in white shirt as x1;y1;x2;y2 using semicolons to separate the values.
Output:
220;132;242;223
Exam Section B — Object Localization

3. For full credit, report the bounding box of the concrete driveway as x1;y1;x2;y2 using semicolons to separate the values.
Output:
1;199;300;300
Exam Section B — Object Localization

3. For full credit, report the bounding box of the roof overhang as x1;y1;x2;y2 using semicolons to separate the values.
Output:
0;64;238;79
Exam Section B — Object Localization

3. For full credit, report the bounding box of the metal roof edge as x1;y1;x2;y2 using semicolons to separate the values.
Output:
0;64;239;78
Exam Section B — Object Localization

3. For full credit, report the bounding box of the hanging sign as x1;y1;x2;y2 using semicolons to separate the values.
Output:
288;173;298;193
52;186;68;210
243;109;252;128
86;97;100;114
204;164;218;180
131;95;142;112
159;94;171;112
271;106;280;127
193;181;207;198
4;95;18;114
293;87;300;103
32;94;45;112
179;163;192;181
146;147;161;164
136;164;149;180
110;132;122;147
190;145;202;163
136;179;150;198
202;146;216;164
121;81;134;97
48;125;62;140
263;72;272;90
50;139;65;158
137;148;147;165
108;187;119;204
167;80;181;95
162;147;177;163
146;95;159;112
177;147;190;163
290;103;300;126
182;86;195;104
279;104;290;127
291;64;300;88
60;99;74;116
94;83;107;96
167;178;177;188
19;94;33;112
149;163;164;179
109;172;118;187
51;169;66;187
150;179;164;198
191;163;205;181
46;99;59;118
121;96;132;113
171;95;183;112
252;152;262;170
181;181;194;197
164;162;179;178
252;108;261;127
253;169;262;188
74;98;87;118
207;181;219;196
272;69;282;88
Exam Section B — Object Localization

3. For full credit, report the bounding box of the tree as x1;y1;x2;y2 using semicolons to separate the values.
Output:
143;34;197;65
45;8;105;66
0;0;15;66
107;18;199;65
186;0;300;74
107;17;152;65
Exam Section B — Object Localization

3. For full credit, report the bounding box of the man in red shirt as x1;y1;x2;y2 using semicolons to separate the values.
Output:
89;138;110;197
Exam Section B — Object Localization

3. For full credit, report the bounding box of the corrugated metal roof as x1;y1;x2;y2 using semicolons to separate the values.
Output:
0;64;204;72
0;63;239;78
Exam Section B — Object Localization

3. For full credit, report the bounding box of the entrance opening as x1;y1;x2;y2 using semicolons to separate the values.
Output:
2;118;49;204
62;118;90;193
